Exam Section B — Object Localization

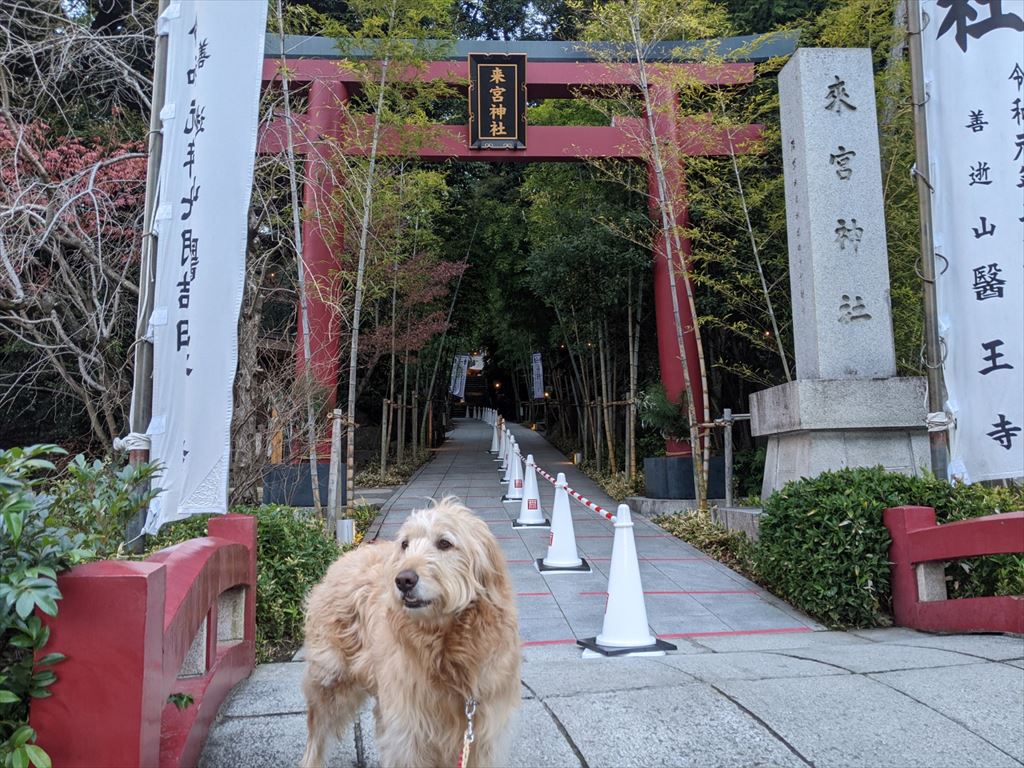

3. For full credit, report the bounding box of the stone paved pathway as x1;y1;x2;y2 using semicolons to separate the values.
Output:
201;419;1024;768
371;419;821;646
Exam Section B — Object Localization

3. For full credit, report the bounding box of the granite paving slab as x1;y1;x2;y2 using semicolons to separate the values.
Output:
869;662;1024;761
718;674;1021;767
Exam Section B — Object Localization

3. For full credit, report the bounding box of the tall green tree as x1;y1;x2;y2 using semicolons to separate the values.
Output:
328;0;455;517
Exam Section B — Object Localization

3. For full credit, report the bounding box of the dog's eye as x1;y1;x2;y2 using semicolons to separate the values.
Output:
401;540;409;550
437;538;453;551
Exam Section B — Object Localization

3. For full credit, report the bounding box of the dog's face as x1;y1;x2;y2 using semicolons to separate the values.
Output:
391;497;506;621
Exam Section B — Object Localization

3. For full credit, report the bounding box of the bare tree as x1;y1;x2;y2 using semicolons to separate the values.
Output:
0;1;155;448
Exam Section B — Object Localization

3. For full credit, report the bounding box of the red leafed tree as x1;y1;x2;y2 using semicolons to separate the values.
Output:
357;253;467;380
0;116;146;447
0;0;155;449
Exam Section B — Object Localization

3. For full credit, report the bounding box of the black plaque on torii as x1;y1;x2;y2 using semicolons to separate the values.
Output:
468;53;527;150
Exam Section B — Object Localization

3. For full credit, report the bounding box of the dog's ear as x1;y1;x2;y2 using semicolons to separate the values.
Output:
474;526;511;597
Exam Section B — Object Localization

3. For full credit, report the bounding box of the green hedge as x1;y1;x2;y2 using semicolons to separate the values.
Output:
148;505;342;663
1;446;94;768
755;467;1024;628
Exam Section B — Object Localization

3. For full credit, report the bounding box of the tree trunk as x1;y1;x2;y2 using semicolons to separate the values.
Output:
589;344;602;471
346;34;395;514
628;12;707;508
599;323;616;473
412;359;420;456
382;265;399;472
229;214;265;505
276;0;321;514
554;305;587;459
398;349;409;464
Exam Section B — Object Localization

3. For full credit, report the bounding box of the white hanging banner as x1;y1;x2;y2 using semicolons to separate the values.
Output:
143;0;268;532
531;352;544;400
449;355;470;399
921;0;1024;482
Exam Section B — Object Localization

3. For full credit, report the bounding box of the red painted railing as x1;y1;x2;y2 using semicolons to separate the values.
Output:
884;506;1024;634
31;514;257;767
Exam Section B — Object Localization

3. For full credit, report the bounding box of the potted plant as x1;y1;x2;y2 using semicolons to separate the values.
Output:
637;384;725;500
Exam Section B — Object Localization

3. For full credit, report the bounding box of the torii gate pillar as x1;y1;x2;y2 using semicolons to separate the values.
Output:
648;86;707;456
294;78;346;402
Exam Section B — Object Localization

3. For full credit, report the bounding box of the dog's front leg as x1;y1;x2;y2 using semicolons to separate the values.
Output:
376;713;445;768
300;663;366;768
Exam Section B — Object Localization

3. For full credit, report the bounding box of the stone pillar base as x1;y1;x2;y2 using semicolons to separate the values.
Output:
750;378;928;500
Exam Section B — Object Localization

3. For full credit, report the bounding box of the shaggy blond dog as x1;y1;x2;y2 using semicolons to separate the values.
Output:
300;497;521;768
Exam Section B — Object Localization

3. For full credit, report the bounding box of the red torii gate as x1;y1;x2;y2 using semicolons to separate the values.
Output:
259;36;788;453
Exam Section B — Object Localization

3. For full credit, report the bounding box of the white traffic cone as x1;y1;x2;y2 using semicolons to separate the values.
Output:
514;455;550;529
537;473;590;571
489;420;499;454
501;445;524;502
501;437;515;483
578;504;676;657
496;420;506;463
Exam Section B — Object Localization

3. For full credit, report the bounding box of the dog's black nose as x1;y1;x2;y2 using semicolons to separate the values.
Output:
395;570;419;593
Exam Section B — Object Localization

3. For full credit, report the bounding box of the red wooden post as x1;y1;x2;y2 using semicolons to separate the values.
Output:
295;78;347;400
883;505;937;629
32;562;167;767
884;506;1024;634
208;514;257;656
647;84;705;456
32;515;258;767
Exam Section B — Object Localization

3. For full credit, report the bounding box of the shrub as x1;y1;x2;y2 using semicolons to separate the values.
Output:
755;467;1024;628
576;461;644;502
732;446;766;500
1;446;93;768
355;449;430;487
636;382;689;442
148;505;342;662
46;455;159;559
656;510;754;574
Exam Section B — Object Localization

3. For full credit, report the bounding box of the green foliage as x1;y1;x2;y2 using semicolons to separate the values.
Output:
1;447;93;768
167;692;194;711
724;0;828;35
355;449;430;487
46;456;160;559
148;505;342;663
732;446;766;499
755;468;1024;628
636;382;690;441
577;462;645;502
579;0;733;43
656;510;754;573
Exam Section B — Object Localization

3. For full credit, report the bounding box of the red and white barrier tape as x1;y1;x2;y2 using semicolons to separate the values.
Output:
532;464;616;522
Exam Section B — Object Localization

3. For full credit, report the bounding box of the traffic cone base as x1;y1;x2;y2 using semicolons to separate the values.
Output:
535;557;590;573
511;518;550;529
577;639;675;658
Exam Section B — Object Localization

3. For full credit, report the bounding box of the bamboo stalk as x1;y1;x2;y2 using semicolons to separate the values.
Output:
275;0;322;515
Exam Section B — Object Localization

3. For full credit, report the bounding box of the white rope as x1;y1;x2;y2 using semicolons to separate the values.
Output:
926;411;952;433
113;432;152;451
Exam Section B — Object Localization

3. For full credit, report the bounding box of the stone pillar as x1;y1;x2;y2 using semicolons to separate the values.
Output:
647;85;706;456
295;79;346;399
751;48;927;498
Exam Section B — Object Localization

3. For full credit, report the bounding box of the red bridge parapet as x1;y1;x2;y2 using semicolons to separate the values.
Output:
884;506;1024;635
31;514;257;767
